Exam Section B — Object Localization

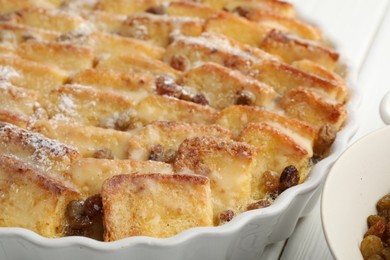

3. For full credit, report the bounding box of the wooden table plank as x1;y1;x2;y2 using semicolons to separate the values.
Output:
279;2;390;260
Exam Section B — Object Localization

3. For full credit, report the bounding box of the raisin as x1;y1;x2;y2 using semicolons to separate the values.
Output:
365;219;387;238
386;222;390;238
232;6;250;18
84;194;103;218
247;199;271;211
93;148;114;159
361;235;384;260
115;111;136;131
155;76;182;98
368;215;386;228
162;149;177;164
58;31;87;45
170;56;187;71
64;196;104;241
383;247;390;260
191;94;209;106
149;144;177;163
313;123;337;158
65;200;92;229
278;165;300;194
378;194;390;214
235;90;255;105
149;144;164;161
21;33;39;42
64;226;86;237
145;6;165;15
219;210;234;224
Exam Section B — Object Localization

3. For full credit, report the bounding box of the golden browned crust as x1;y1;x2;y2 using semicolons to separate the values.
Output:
174;136;256;221
102;173;213;240
0;122;80;176
260;30;339;70
278;87;347;130
0;56;68;96
0;154;80;238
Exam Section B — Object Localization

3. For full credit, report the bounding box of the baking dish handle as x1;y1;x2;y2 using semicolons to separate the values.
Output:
380;90;390;125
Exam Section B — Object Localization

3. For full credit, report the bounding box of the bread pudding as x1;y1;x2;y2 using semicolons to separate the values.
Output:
0;0;349;241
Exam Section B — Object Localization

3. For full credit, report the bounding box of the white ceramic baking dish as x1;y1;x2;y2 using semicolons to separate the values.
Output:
0;5;360;260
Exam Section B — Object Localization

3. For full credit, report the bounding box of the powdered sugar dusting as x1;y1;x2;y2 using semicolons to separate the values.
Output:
176;33;259;62
0;66;20;81
0;123;78;167
56;94;77;118
60;0;98;10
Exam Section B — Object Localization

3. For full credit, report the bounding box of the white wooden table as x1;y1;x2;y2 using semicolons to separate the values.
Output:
261;0;390;259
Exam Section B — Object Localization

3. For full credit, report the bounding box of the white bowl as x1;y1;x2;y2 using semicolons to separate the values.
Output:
321;125;390;260
0;7;360;260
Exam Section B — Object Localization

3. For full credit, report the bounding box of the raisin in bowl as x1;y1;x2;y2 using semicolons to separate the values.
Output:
322;126;390;260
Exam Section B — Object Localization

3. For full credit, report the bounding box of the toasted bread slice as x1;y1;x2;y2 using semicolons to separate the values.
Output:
68;158;173;196
69;68;155;103
0;56;68;95
0;81;45;128
214;0;295;18
278;87;347;130
87;31;165;60
236;9;321;40
127;121;231;161
120;13;204;47
180;62;277;110
164;33;274;72
56;31;165;61
17;41;94;72
102;173;213;240
0;22;60;45
0;122;80;176
205;12;270;46
77;10;126;33
216;105;316;148
45;84;135;127
292;59;348;98
260;30;339;70
31;119;135;159
165;1;221;19
11;7;87;33
0;44;16;55
237;122;311;199
0;0;56;13
95;0;164;15
174;137;255;221
0;154;80;238
249;59;346;102
136;95;219;126
97;52;179;78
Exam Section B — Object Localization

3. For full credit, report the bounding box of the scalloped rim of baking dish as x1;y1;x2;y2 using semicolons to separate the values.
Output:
0;2;361;252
